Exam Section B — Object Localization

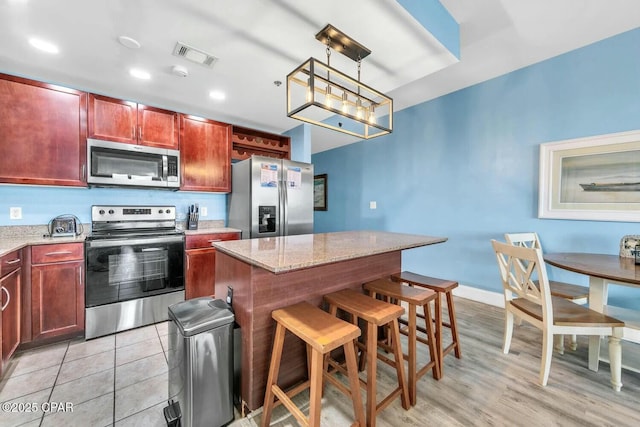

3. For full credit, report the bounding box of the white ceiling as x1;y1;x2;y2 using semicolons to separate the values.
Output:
1;0;639;154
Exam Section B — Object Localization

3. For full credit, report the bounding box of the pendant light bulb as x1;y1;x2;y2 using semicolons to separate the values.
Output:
341;92;349;114
368;105;376;124
306;79;312;103
325;85;332;108
356;98;363;119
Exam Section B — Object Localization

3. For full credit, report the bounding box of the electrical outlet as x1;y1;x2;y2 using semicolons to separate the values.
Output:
9;207;22;220
369;201;377;210
201;206;208;217
227;286;233;305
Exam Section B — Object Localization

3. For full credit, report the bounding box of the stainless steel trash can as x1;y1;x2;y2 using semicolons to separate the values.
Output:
168;297;235;427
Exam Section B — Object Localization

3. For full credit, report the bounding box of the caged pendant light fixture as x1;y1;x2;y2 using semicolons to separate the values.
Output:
286;24;393;139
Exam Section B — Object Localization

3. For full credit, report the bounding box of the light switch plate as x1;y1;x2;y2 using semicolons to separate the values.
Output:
369;201;377;209
201;206;208;216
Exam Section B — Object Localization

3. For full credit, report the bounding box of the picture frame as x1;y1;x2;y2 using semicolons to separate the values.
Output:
314;174;327;211
539;129;640;222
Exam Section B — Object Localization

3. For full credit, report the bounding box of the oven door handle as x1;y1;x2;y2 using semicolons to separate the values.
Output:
86;235;184;248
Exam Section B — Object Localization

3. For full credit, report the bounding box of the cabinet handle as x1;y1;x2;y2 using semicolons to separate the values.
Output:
1;286;9;311
138;125;143;141
44;251;73;256
132;126;136;140
82;164;86;180
5;258;20;265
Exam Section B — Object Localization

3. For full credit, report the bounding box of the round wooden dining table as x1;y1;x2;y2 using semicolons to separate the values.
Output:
544;252;640;372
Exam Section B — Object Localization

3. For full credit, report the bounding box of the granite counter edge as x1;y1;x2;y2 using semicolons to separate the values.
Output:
214;237;447;274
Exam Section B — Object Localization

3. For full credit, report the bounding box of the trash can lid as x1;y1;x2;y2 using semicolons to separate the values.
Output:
168;297;234;337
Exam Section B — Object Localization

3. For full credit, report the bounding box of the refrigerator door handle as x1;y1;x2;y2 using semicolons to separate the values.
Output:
281;169;288;236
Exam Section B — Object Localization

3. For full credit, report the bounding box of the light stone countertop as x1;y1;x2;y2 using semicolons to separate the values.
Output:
0;222;240;257
212;230;447;274
183;227;241;236
0;234;86;257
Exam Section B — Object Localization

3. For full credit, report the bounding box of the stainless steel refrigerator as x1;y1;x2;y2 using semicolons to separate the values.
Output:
227;155;314;239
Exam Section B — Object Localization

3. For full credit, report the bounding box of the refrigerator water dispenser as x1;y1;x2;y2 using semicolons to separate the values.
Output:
259;205;276;233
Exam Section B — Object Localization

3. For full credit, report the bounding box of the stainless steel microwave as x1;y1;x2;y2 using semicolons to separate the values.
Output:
87;139;180;189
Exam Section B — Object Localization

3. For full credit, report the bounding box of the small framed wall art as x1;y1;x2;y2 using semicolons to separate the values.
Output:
313;174;327;211
539;129;640;222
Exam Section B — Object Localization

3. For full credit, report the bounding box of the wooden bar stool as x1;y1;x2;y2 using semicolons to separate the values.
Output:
392;272;461;378
363;277;440;406
323;289;409;427
261;301;365;427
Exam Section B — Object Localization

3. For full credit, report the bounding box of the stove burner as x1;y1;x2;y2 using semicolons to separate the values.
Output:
90;205;181;238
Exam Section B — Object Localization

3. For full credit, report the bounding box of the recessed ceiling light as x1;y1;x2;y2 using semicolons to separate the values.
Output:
209;90;226;101
129;68;151;80
28;37;59;54
118;36;141;49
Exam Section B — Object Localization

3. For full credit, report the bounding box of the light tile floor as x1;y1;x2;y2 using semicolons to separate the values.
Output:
0;322;256;427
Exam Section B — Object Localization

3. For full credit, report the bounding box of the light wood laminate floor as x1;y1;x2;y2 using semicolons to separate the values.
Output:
1;297;639;426
249;297;640;427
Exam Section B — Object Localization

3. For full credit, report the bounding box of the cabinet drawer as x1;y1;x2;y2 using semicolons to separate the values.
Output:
32;243;84;264
0;249;22;276
186;232;239;249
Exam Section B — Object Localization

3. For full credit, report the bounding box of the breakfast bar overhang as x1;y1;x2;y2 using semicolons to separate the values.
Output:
213;230;447;412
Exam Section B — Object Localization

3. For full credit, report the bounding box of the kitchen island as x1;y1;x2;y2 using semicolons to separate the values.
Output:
213;230;447;412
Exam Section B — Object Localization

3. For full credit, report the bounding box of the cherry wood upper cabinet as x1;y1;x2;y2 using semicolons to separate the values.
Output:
88;94;179;150
0;74;87;187
180;115;232;192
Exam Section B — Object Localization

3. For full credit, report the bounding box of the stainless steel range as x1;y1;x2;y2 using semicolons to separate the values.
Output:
84;205;185;339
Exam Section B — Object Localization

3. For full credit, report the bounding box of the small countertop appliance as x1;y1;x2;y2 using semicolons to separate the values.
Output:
48;214;82;237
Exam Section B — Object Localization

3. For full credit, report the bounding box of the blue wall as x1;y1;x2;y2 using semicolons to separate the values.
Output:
285;124;312;163
0;185;227;226
312;28;640;309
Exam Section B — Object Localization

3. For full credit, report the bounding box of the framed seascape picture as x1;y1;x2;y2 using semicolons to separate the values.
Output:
539;129;640;222
314;174;327;211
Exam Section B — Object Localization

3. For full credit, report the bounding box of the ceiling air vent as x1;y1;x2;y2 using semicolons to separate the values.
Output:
172;42;218;68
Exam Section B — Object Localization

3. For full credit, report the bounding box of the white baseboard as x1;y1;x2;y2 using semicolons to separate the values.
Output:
453;284;504;308
452;284;640;344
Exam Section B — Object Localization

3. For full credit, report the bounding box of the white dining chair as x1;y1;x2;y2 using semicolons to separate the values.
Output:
504;232;588;352
491;239;624;390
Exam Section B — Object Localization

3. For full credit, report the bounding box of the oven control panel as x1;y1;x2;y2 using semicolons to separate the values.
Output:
91;205;176;222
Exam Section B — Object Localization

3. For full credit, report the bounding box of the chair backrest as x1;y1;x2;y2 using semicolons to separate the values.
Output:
491;239;553;320
504;232;543;251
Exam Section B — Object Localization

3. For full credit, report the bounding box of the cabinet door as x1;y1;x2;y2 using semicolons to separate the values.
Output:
0;74;87;186
88;94;137;144
1;268;20;367
180;115;232;192
31;260;84;341
185;248;216;299
138;104;179;149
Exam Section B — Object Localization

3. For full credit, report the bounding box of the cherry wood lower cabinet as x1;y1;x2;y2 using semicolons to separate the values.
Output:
30;243;84;342
0;73;87;186
185;232;240;299
1;249;22;377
